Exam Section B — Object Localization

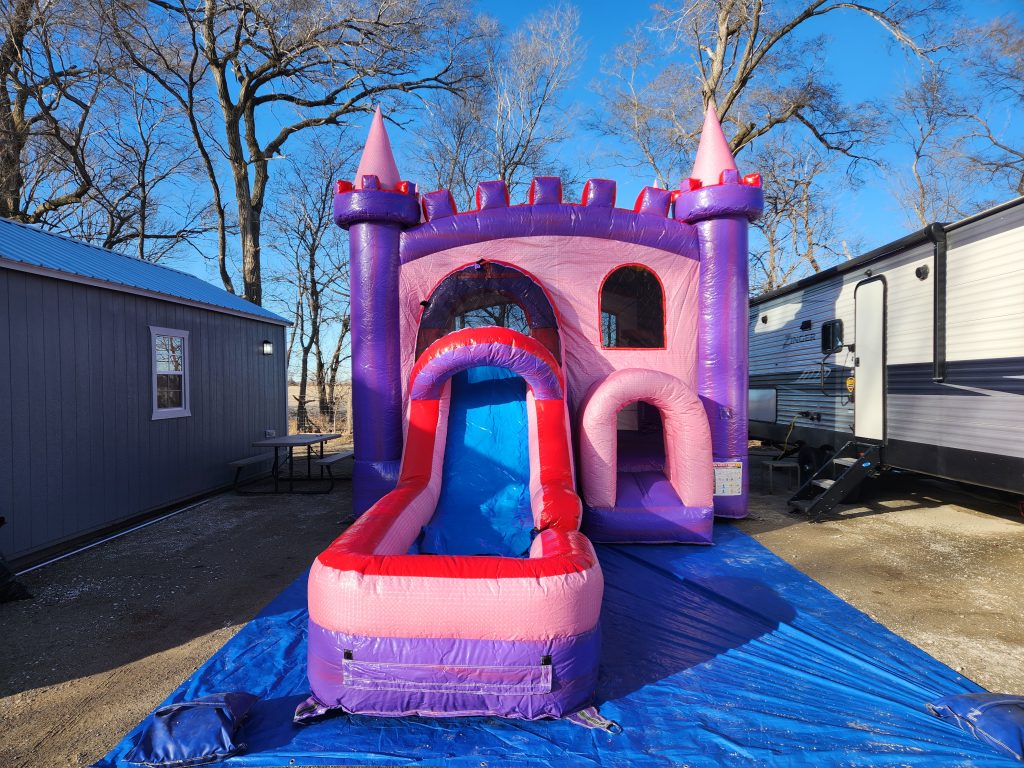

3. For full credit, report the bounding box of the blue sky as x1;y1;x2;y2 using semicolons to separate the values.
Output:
174;0;1021;308
454;0;1019;251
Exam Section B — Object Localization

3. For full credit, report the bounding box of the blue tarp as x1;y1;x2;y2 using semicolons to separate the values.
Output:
94;524;1014;767
416;366;533;557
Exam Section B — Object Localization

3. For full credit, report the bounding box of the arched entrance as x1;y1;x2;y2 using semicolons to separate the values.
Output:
416;262;561;362
578;368;714;543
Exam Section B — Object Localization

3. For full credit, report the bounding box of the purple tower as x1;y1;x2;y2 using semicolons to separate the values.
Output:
333;108;420;515
675;105;764;518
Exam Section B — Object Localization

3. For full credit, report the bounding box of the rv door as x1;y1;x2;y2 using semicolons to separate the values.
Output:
854;278;886;441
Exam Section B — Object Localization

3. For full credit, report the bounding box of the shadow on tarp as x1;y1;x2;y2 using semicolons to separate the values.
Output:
93;524;1016;768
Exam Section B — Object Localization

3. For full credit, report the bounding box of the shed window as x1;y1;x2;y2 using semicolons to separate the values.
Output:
151;327;190;419
600;265;665;348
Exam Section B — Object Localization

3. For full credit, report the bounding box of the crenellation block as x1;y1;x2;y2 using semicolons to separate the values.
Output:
421;190;458;222
582;179;616;208
633;186;672;217
360;174;381;191
476;180;510;210
529;177;563;205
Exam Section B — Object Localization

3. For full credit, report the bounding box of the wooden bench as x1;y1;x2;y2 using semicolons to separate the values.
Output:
314;451;354;492
229;452;275;492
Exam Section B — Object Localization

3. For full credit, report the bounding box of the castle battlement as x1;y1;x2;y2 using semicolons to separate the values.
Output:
332;104;761;230
335;171;762;226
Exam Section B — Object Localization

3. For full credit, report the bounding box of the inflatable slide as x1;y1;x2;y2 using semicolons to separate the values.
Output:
304;328;604;720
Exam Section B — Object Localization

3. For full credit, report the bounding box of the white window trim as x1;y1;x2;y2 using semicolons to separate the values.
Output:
150;326;191;420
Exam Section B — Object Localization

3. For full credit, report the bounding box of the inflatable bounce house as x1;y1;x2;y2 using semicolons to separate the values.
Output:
302;105;763;722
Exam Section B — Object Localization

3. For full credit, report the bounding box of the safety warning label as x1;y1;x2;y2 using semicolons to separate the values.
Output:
713;462;743;496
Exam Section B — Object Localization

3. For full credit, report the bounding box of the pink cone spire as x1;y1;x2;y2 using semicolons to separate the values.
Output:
354;106;401;190
689;104;738;187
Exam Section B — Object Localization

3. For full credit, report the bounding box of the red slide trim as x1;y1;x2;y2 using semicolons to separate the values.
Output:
533;400;579;531
409;326;564;396
317;528;595;578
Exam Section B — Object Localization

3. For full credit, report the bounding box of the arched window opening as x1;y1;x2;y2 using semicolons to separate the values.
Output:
600;265;665;348
452;290;530;334
416;262;560;361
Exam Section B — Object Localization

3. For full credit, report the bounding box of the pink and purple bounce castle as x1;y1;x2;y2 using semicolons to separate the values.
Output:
300;105;763;723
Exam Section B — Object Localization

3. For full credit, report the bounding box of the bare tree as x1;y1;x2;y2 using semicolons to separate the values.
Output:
749;131;851;293
888;69;983;227
56;80;214;261
416;4;584;207
886;15;1023;226
592;0;948;184
103;2;237;286
416;89;491;207
960;16;1024;197
267;140;353;432
108;0;485;306
1;0;107;223
2;0;214;261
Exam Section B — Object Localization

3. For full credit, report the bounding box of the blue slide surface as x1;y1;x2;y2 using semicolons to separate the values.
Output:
415;366;534;557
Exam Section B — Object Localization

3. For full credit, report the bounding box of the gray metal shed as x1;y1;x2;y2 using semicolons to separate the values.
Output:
0;218;289;565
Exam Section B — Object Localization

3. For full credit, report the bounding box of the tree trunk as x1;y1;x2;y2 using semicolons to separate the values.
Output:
238;202;262;304
0;0;34;219
0;96;27;218
296;356;309;431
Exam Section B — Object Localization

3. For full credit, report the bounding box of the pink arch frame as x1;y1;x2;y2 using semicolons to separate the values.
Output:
579;368;713;509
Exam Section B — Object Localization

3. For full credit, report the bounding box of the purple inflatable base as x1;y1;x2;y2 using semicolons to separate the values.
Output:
306;622;601;721
583;471;715;544
711;455;749;519
713;494;750;519
351;459;401;517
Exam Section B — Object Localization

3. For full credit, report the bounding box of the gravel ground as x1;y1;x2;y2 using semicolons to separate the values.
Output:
739;460;1024;696
0;472;353;768
1;458;1022;767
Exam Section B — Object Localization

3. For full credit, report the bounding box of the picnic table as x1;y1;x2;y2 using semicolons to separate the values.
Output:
251;433;341;493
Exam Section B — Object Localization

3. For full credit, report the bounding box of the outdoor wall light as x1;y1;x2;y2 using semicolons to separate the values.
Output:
262;340;274;356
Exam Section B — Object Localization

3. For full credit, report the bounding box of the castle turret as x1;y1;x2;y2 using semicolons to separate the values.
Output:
334;107;420;515
675;105;763;519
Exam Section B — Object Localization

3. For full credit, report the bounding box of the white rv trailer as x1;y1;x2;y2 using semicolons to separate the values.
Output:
748;196;1024;496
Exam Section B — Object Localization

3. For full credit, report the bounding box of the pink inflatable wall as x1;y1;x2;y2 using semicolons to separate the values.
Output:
398;237;701;416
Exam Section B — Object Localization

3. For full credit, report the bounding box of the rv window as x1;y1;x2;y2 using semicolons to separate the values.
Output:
821;319;843;354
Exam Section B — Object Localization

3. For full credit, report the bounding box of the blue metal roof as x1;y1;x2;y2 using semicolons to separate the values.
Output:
0;217;288;324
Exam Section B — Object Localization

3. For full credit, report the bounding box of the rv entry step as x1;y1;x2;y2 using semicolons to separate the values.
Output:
788;442;881;521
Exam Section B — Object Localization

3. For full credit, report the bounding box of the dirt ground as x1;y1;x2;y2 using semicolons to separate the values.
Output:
0;470;354;768
738;457;1024;696
2;456;1022;768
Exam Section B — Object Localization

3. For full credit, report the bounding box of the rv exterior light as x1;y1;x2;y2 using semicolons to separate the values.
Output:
846;376;856;394
916;264;930;280
261;340;274;356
